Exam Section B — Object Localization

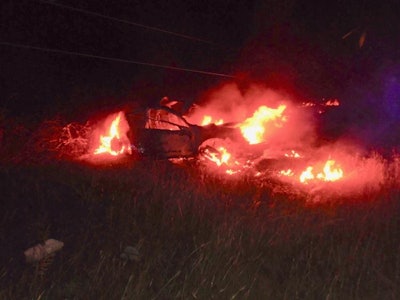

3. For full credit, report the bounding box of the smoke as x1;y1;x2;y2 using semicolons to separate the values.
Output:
308;141;386;194
186;82;317;149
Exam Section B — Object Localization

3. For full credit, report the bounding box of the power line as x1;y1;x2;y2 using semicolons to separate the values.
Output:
36;0;215;45
0;41;234;78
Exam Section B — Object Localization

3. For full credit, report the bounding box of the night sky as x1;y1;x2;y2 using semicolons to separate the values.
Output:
1;0;400;123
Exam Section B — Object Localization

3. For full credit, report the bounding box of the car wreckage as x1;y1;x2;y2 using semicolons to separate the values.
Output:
85;97;346;183
125;105;246;159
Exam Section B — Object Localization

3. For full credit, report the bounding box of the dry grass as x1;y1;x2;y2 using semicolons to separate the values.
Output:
0;110;399;299
0;156;399;299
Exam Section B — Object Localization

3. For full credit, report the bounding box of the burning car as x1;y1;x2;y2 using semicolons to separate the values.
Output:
89;99;343;179
89;103;245;161
125;105;245;159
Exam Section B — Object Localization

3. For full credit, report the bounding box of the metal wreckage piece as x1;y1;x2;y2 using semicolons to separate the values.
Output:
125;106;243;159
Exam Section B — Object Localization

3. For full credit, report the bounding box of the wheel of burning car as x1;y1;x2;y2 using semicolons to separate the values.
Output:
197;137;254;172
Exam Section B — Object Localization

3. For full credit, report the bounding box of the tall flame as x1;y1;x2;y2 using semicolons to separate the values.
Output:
317;159;343;181
94;112;131;156
239;105;287;144
299;166;315;183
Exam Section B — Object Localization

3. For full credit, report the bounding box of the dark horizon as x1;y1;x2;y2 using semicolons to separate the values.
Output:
1;0;399;125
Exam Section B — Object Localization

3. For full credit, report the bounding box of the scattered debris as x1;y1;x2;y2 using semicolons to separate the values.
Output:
24;239;64;264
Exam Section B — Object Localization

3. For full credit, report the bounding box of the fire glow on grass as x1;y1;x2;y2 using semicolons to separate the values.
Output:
299;160;344;183
93;111;131;156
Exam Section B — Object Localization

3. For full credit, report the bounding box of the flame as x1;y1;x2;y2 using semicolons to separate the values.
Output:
201;116;212;126
226;169;240;175
201;115;224;126
299;160;343;183
300;166;315;183
280;169;294;176
318;159;343;181
204;146;231;166
94;112;131;156
285;150;301;158
239;105;287;144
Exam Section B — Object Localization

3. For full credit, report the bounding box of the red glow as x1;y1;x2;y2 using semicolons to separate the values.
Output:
324;99;340;106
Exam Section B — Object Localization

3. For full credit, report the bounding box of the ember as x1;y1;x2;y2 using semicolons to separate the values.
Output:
324;99;340;106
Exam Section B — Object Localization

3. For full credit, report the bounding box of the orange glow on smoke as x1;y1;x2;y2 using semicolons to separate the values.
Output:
94;111;131;156
299;160;343;183
239;105;287;144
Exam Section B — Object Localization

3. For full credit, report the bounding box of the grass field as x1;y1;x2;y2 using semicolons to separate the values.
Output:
1;146;399;299
0;106;399;299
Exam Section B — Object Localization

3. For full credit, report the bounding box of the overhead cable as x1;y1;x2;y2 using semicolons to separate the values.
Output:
36;0;215;45
0;41;234;78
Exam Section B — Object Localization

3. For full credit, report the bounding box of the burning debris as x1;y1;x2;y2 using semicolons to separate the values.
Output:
92;111;131;156
21;82;398;198
299;160;343;183
239;104;287;144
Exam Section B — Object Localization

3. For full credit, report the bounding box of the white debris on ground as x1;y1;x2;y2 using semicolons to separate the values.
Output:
24;239;64;263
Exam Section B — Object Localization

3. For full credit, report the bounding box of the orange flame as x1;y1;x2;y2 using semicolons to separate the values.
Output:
204;146;231;166
299;160;343;183
239;105;287;144
201;115;224;126
317;159;343;181
201;115;212;126
299;166;315;183
94;112;131;156
202;146;242;175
